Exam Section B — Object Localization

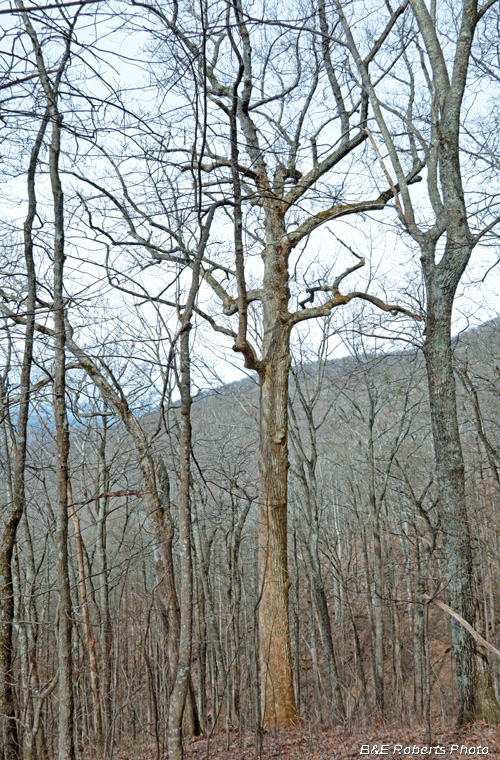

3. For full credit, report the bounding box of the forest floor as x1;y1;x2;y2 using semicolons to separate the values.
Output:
112;723;500;760
183;724;499;760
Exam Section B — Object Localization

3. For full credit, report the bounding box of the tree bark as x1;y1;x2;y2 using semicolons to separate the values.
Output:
368;409;385;713
15;5;77;753
258;281;297;726
51;108;76;760
166;325;193;760
166;190;215;759
334;0;500;724
424;280;500;724
0;107;48;760
68;477;103;755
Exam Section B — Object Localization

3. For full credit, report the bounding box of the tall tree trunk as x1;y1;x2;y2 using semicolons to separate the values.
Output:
17;5;77;753
21;511;49;760
292;528;301;713
156;460;181;679
94;426;113;754
51;109;76;760
167;324;193;760
258;312;297;726
413;542;425;718
0;479;22;760
0;108;48;760
68;477;103;755
310;570;345;723
165;193;214;759
424;278;500;725
368;415;384;713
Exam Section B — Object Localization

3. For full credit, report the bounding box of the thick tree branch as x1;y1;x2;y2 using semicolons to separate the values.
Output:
286;166;422;249
289;255;421;326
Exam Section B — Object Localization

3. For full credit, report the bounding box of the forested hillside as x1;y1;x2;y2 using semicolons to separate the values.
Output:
3;323;500;757
2;1;500;758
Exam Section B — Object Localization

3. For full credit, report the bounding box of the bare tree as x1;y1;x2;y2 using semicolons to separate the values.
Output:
0;119;48;760
69;0;421;724
16;2;82;755
3;0;500;753
333;0;500;724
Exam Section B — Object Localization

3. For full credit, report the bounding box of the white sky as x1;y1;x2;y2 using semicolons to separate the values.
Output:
1;0;500;394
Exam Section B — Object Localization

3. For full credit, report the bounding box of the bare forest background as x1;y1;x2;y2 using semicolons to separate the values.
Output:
2;1;500;759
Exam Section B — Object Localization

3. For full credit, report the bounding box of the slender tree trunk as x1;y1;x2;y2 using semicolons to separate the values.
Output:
292;529;301;713
156;461;181;679
302;519;345;722
0;108;48;760
196;574;207;733
368;411;384;713
312;573;345;723
346;597;370;719
0;383;21;757
68;477;103;754
51;109;76;760
21;512;49;760
192;512;226;709
289;394;344;722
165;201;214;757
167;325;193;760
308;583;322;723
16;6;77;753
360;526;377;708
95;479;112;754
413;543;425;718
